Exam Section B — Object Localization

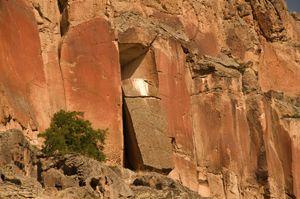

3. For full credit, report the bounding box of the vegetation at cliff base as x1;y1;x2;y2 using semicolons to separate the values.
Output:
38;110;107;162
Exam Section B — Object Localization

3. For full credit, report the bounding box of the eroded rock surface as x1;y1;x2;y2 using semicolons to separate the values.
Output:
0;129;204;199
1;0;300;198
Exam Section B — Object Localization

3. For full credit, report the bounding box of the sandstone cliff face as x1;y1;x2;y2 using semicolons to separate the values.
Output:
1;0;300;198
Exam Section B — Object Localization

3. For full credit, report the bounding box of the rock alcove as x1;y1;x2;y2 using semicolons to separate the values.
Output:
119;43;174;173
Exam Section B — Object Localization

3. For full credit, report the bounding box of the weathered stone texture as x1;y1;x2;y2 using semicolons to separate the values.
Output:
2;0;300;198
123;97;174;172
0;129;204;198
0;0;50;142
59;17;123;166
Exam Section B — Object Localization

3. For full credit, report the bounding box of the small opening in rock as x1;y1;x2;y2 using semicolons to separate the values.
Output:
182;46;189;54
90;178;99;191
37;161;42;182
79;180;86;187
122;96;144;171
55;184;62;191
123;101;136;170
162;168;173;175
1;174;4;181
156;183;162;190
61;165;78;176
7;178;21;185
60;8;70;36
132;178;145;186
56;159;66;169
57;0;63;13
14;161;24;171
169;182;176;189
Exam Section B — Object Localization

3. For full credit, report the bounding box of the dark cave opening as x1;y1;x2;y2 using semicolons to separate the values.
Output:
122;99;140;171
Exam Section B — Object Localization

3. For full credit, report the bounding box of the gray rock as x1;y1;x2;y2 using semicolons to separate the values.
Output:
204;54;240;70
242;68;260;93
49;154;134;198
0;129;208;199
112;167;137;185
41;168;79;190
131;172;206;199
191;54;241;78
0;129;36;177
0;164;43;197
124;97;174;173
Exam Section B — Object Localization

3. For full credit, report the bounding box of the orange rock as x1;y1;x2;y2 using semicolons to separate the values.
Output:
153;37;194;156
59;18;123;166
0;0;49;139
2;0;300;197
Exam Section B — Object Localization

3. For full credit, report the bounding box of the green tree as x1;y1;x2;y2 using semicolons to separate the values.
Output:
38;110;107;162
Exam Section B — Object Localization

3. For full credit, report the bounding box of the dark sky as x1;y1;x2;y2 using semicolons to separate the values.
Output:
285;0;300;14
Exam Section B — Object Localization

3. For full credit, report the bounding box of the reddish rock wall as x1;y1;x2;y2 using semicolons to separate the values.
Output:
59;18;123;166
0;0;49;142
1;0;300;198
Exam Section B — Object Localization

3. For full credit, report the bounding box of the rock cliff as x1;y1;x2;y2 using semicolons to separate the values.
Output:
1;0;300;198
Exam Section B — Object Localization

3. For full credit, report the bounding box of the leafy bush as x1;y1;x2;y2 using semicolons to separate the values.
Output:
38;110;107;162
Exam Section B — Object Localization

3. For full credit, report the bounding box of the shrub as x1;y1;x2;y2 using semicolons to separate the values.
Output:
237;63;246;74
38;110;107;162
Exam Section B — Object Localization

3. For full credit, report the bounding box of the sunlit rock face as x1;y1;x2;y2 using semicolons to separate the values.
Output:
1;0;300;198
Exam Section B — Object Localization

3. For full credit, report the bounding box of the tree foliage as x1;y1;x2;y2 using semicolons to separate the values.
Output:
38;110;107;162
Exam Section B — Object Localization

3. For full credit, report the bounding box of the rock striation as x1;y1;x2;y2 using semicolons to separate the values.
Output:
0;0;300;198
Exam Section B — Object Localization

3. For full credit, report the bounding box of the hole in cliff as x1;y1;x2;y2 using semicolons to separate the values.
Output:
1;174;4;181
90;178;99;191
37;161;42;182
79;180;86;187
122;100;143;171
14;161;24;171
55;184;62;191
60;165;78;176
57;0;68;13
57;0;63;13
60;7;69;36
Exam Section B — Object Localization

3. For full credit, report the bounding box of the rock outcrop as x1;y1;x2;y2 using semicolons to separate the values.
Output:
1;0;300;198
0;129;204;198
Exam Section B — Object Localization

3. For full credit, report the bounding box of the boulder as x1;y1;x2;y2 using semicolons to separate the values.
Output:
39;154;134;198
112;167;137;185
123;97;174;172
131;172;205;199
0;129;36;176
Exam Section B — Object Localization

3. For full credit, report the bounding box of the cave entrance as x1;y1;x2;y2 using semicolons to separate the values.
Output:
119;43;158;170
